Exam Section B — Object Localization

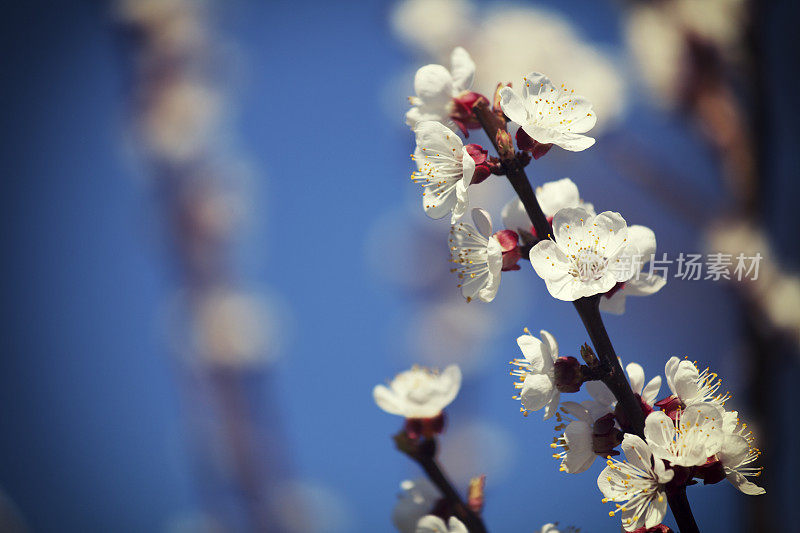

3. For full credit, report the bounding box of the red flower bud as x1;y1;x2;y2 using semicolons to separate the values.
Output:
515;128;553;159
553;356;582;393
465;144;492;184
404;413;446;440
492;229;521;271
451;91;487;137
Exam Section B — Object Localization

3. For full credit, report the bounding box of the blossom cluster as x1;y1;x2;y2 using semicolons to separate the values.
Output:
511;330;764;530
371;45;765;533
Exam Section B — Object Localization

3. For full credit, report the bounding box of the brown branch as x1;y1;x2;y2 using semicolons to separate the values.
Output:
472;99;698;531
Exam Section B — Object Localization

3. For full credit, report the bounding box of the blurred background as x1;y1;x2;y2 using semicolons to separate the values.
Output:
0;0;797;531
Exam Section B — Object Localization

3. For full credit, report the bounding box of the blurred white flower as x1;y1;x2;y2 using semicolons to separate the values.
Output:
416;516;467;533
598;434;674;532
373;365;462;418
499;73;596;152
141;77;222;163
510;329;560;419
600;225;666;315
407;299;497;376
529;208;639;301
393;478;441;533
413;121;475;222
449;208;504;303
391;0;474;56
624;0;745;107
644;404;725;467
471;6;626;131
501;177;595;235
269;480;353;533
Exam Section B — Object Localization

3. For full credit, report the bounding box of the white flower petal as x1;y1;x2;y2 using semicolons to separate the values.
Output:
626;362;646;395
520;373;556;413
641;376;662;406
449;47;475;92
414;64;454;103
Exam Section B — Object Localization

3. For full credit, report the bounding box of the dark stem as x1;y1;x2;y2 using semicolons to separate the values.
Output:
472;101;551;240
417;453;488;533
667;487;700;533
573;296;646;437
472;101;697;530
397;435;488;533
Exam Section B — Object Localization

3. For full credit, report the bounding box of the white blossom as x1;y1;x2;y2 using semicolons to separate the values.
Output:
373;365;462;419
499;73;596;152
406;47;475;131
413;121;474;222
536;525;560;533
416;515;468;533
718;411;765;495
529;207;639;301
393;478;441;533
598;434;674;532
600;225;666;314
449;208;503;303
664;357;730;410
550;401;598;474
510;329;560;419
501;178;595;235
644;404;725;467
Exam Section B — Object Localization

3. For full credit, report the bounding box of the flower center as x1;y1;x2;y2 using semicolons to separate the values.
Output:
569;248;608;281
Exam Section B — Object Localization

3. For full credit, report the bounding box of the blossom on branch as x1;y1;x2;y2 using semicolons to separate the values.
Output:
406;47;482;135
660;357;730;413
374;365;462;419
598;434;674;532
529;207;639;301
413;121;486;222
644;404;725;467
449;208;518;302
501;177;595;237
600;225;667;314
510;329;561;419
499;72;596;152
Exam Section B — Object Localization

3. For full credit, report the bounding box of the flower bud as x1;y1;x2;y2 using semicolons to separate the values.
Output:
465;144;492;184
553;356;582;393
580;343;598;367
515;128;553;160
451;91;487;137
467;475;486;514
492;230;521;271
495;129;514;159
